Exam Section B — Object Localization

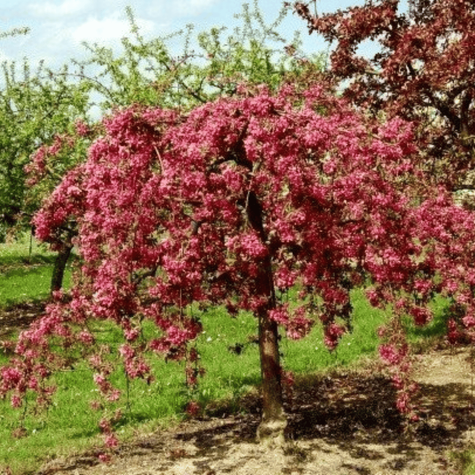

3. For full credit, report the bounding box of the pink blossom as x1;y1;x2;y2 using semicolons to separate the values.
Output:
366;289;381;307
105;434;119;448
324;324;346;350
185;401;200;417
1;367;22;387
396;392;410;414
274;267;297;290
75;119;89;137
78;331;95;345
413;279;433;296
118;344;134;359
99;418;112;434
98;453;111;463
11;394;22;408
124;328;140;341
409;306;432;326
7;80;475;437
107;389;121;402
269;306;289;325
379;344;407;366
462;315;475;329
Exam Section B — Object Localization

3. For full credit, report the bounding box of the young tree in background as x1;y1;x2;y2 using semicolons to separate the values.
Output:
0;59;92;295
73;2;325;113
293;0;475;189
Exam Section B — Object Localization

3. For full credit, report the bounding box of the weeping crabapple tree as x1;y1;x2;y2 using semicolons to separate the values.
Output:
3;82;475;444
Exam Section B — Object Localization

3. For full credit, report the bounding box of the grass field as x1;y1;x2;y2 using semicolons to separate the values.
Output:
0;237;456;474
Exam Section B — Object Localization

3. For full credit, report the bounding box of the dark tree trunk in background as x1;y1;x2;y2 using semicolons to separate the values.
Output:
50;243;73;294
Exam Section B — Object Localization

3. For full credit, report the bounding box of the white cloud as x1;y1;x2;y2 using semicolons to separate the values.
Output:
188;0;218;9
30;0;93;18
71;15;154;45
146;0;220;19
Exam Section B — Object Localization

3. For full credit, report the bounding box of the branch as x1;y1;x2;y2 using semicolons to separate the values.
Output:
161;56;208;104
460;90;473;138
424;88;462;132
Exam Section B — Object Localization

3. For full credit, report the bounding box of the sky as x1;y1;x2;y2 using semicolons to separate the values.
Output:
0;0;383;72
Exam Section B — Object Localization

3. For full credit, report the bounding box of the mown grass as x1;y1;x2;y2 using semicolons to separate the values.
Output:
0;238;454;474
0;235;72;307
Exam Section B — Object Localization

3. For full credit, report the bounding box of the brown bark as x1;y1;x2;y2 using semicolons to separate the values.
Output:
246;190;286;443
256;305;286;443
50;243;73;294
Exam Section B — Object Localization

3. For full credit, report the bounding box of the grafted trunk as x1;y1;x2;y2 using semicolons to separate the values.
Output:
50;243;73;295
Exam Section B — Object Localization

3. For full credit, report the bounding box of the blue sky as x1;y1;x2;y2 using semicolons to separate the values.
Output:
0;0;379;70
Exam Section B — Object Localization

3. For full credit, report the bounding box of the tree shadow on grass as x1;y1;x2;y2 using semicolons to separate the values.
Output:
34;345;475;475
0;300;46;339
0;253;56;268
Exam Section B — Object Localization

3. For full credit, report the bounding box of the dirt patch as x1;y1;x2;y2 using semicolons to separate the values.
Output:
35;346;475;475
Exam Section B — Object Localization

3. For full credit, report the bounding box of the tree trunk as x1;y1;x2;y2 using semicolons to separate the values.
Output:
50;243;73;295
245;190;286;444
256;306;286;444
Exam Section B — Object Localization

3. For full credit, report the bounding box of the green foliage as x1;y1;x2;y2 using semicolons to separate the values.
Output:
0;59;91;229
75;1;325;113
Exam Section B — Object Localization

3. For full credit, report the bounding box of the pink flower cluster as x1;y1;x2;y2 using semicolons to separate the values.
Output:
379;344;408;366
324;323;346;351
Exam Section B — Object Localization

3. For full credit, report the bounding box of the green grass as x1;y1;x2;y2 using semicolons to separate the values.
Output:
0;290;393;474
449;446;475;475
0;238;456;474
0;235;72;307
0;233;55;268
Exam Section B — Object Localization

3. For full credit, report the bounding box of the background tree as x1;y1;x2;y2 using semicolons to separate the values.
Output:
0;25;30;241
71;2;325;113
23;114;95;292
4;83;475;445
0;59;92;296
0;59;91;236
293;0;475;189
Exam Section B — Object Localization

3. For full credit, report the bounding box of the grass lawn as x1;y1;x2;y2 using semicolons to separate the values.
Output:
0;234;72;307
0;237;456;474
